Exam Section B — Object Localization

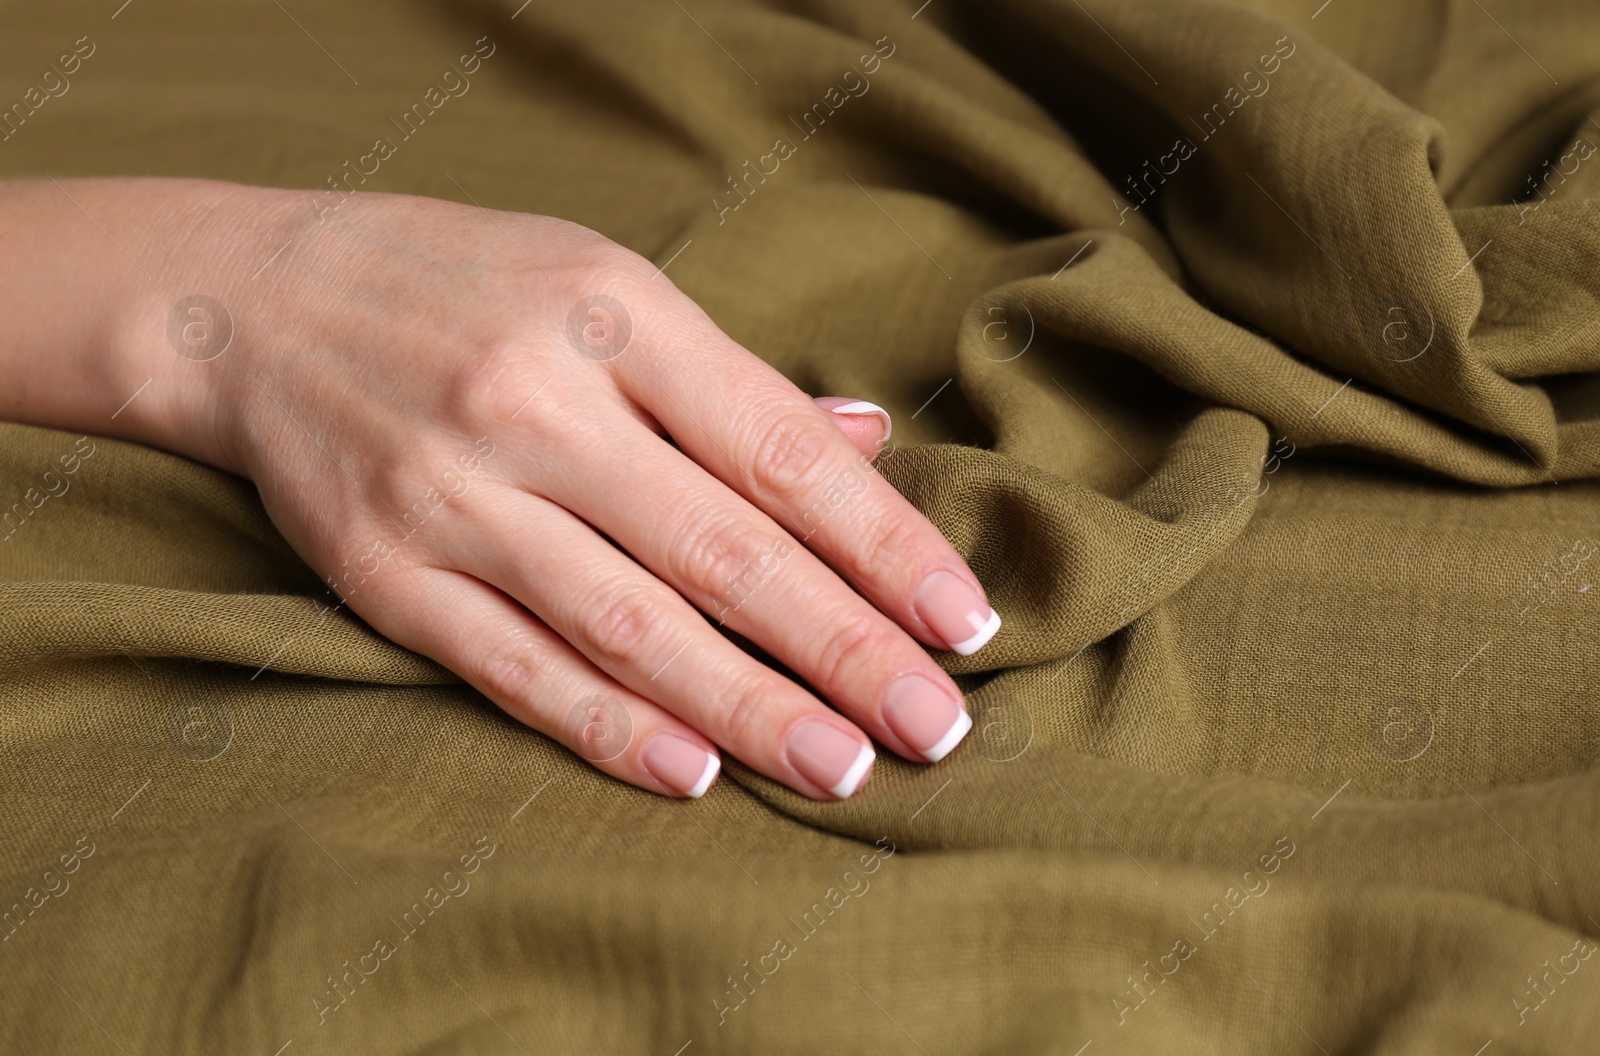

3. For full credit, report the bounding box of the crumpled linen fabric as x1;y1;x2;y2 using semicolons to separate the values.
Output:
0;0;1597;1052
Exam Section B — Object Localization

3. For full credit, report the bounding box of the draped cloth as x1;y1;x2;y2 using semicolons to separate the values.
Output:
1;0;1598;1051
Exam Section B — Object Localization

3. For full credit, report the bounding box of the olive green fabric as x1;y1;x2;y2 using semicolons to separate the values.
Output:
2;0;1599;1052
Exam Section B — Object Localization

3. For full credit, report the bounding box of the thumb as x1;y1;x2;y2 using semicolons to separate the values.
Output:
813;397;892;460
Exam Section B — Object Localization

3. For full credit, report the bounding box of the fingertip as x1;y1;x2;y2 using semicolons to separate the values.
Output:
786;719;876;800
640;730;722;799
814;396;891;458
686;751;722;798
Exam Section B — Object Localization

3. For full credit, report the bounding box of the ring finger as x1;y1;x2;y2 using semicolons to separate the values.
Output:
441;485;880;801
347;563;724;799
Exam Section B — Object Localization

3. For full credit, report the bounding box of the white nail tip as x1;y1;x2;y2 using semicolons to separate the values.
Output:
829;401;893;441
829;743;876;799
949;609;1002;656
686;752;721;799
921;709;973;763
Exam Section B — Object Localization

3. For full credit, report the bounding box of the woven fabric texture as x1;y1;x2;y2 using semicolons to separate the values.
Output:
1;0;1597;1052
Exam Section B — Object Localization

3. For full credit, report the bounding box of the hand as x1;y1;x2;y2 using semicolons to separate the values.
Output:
12;179;1003;800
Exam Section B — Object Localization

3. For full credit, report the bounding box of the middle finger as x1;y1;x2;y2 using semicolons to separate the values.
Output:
538;413;974;766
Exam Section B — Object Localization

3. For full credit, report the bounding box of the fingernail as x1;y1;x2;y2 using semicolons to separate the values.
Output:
913;569;1001;655
641;732;721;798
881;674;972;763
786;720;875;799
815;397;892;441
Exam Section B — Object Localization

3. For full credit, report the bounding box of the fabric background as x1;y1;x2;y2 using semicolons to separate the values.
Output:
1;0;1597;1052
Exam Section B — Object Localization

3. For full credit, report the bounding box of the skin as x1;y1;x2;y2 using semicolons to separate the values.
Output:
0;177;995;800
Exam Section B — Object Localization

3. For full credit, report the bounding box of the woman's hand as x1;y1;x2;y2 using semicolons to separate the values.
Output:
0;178;1000;800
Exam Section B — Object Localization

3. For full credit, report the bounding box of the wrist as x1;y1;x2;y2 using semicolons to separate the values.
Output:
100;178;308;477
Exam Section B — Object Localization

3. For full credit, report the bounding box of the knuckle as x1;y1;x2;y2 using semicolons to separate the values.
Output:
447;343;541;428
566;691;636;762
850;506;927;582
567;241;657;304
477;633;548;707
667;507;779;610
322;520;423;600
447;343;598;449
746;409;837;500
558;248;652;366
574;581;661;666
809;611;892;691
790;457;874;545
571;258;635;308
592;243;656;285
527;213;599;250
713;672;771;746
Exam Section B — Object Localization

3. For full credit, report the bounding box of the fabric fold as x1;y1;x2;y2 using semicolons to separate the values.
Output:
2;0;1598;1051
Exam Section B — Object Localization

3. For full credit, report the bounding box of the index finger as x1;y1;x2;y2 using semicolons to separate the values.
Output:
609;292;1002;658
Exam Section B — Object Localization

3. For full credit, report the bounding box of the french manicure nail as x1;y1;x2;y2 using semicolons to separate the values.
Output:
641;732;721;798
881;673;972;762
822;399;892;442
786;720;875;799
913;569;1001;655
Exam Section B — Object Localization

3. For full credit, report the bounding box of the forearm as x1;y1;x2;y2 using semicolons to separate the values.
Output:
0;177;297;474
